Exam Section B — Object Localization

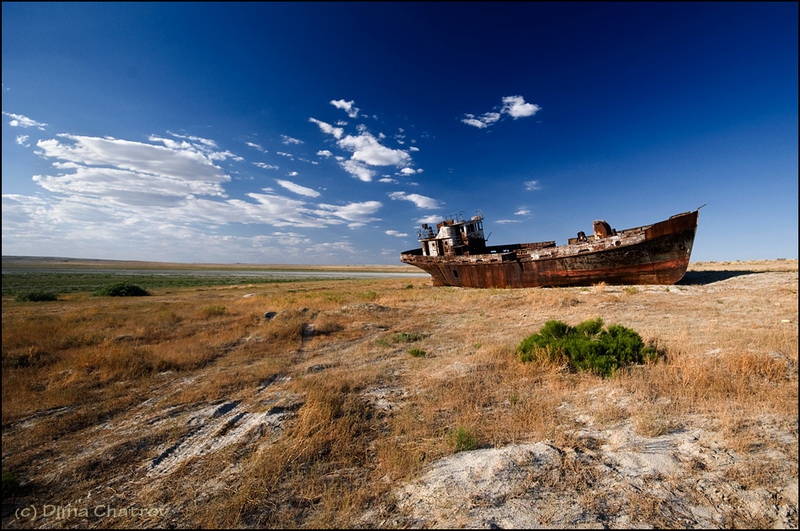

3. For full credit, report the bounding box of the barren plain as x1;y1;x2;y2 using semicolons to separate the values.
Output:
2;259;797;529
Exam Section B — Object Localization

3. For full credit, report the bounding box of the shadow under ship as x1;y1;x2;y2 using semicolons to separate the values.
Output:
400;207;702;288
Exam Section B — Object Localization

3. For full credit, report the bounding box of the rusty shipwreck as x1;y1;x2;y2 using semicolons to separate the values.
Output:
400;207;702;288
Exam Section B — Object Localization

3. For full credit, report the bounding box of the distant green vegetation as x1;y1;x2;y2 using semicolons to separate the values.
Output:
93;281;150;297
1;272;331;297
13;290;59;302
517;318;664;377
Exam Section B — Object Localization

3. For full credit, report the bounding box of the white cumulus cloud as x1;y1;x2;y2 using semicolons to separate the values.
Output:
337;132;411;167
330;99;360;118
502;95;541;119
311;104;415;183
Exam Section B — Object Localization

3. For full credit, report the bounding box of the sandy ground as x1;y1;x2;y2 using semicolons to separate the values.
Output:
2;260;797;529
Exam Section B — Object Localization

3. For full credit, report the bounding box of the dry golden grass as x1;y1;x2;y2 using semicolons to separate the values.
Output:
2;259;797;528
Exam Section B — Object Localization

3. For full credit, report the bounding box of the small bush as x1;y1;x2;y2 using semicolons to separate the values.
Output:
447;427;478;453
14;291;58;302
517;318;662;377
93;282;150;297
408;348;426;358
389;331;426;343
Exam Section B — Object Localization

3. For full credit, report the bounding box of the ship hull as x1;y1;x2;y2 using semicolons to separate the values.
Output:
400;210;699;288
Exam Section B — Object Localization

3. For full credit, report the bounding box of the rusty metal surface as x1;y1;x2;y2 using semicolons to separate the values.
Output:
400;210;700;288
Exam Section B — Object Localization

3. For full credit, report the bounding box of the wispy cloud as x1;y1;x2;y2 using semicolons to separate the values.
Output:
316;200;382;227
4;131;390;260
523;180;541;191
3;111;47;130
461;112;500;129
281;134;303;145
276;179;320;198
388;191;442;209
461;95;541;128
339;160;375;182
2;100;428;263
245;141;268;152
35;134;231;201
149;133;244;162
416;214;445;225
309;117;344;139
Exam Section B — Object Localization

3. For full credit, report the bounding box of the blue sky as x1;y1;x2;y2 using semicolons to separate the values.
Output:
3;2;797;265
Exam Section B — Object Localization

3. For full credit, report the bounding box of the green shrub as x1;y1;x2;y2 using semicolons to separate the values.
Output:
447;427;478;453
93;282;150;297
408;348;426;358
388;331;426;343
517;318;662;377
14;291;58;302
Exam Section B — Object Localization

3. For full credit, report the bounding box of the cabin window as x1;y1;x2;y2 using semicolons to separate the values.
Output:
452;270;459;278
